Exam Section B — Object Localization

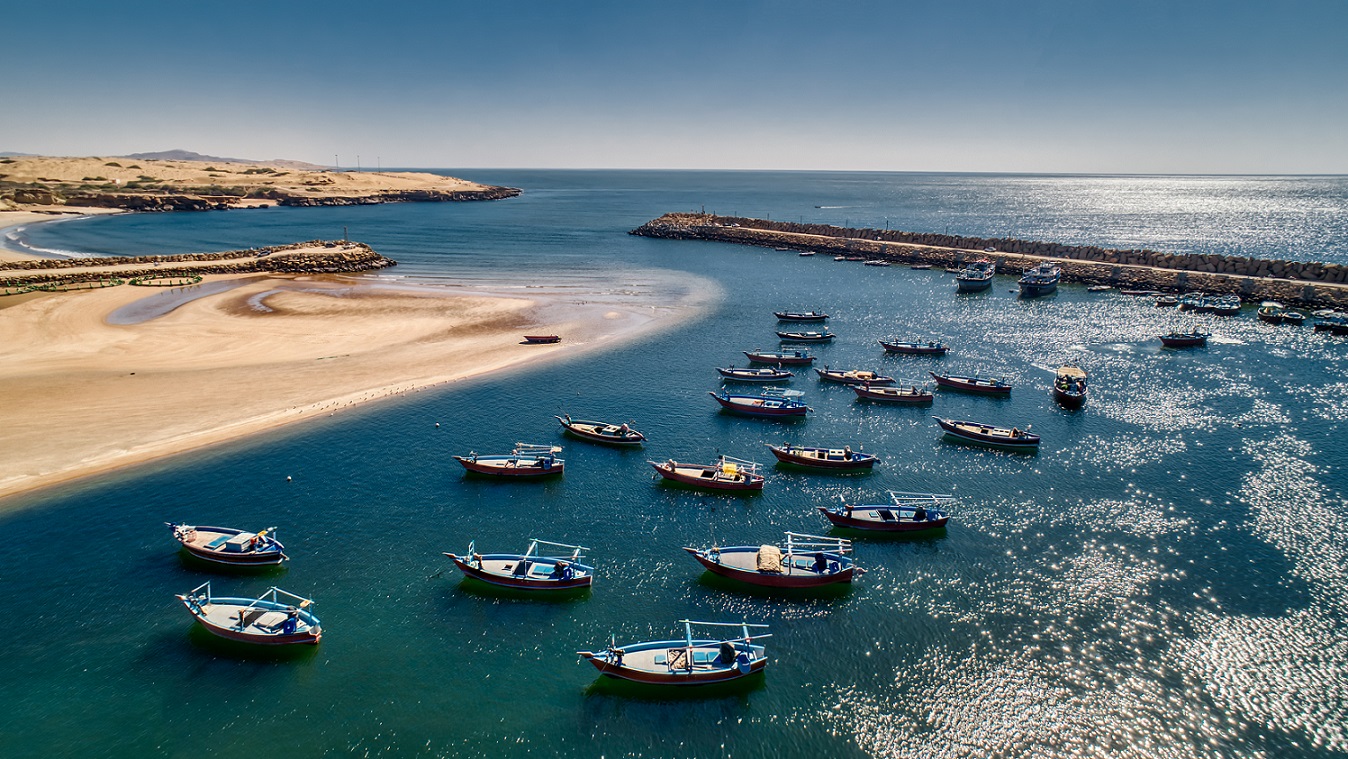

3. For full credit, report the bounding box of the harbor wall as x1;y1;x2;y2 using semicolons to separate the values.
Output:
631;213;1348;309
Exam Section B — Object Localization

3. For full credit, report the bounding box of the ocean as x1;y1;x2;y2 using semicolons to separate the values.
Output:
1;171;1345;758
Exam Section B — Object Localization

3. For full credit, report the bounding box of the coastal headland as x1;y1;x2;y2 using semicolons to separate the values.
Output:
0;155;519;213
633;213;1348;309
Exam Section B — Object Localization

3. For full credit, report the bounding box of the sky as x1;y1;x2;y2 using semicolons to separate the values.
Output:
3;0;1346;173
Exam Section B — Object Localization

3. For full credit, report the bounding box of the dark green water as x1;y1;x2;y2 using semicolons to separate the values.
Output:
2;172;1346;758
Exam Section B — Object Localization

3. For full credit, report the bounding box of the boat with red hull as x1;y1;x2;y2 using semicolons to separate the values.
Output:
766;443;877;471
709;388;811;418
717;366;794;383
819;491;952;532
934;417;1040;452
555;416;644;445
683;533;860;588
522;335;561;344
879;340;949;355
454;444;564;477
744;349;815;365
853;382;933;404
649;456;764;491
166;523;286;566
444;539;593;591
177;582;321;646
577;620;770;686
929;372;1012;395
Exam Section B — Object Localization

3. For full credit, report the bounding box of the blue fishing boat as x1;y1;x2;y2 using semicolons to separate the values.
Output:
819;491;953;532
683;533;861;588
1017;263;1061;297
955;260;995;293
454;443;564;477
577;620;770;685
177;582;321;646
743;349;815;365
709;387;811;418
776;329;835;342
444;538;594;591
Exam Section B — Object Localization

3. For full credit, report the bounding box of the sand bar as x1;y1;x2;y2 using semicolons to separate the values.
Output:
0;268;716;506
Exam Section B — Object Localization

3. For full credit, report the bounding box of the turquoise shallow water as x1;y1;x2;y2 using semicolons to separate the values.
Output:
2;172;1346;758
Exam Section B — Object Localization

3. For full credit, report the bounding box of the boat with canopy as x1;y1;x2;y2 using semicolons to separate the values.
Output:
955;260;995;293
818;491;952;532
577;620;770;685
649;455;765;491
454;443;564;477
1052;366;1087;408
709;387;811;418
683;532;861;588
443;538;593;591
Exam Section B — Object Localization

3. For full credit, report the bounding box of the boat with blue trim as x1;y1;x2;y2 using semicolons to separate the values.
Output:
555;415;644;445
766;443;877;471
709;387;811;418
776;329;835;342
818;491;952;532
879;339;949;355
717;366;794;382
454;443;564;477
444;539;593;591
934;417;1039;451
1017;262;1061;297
176;582;321;646
683;533;861;588
815;366;895;385
743;349;815;365
577;620;770;685
166;523;287;566
649;455;765;491
852;382;934;404
929;371;1012;395
774;310;828;322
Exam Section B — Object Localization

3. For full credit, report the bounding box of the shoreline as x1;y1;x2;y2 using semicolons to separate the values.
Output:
0;207;126;261
0;229;719;506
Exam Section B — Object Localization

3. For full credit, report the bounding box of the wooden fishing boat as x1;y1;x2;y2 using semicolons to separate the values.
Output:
864;260;891;267
443;539;593;591
522;335;561;344
798;251;816;257
1282;311;1305;326
910;264;932;270
934;417;1040;451
818;491;952;532
709;387;811;418
955;260;995;293
684;533;861;588
1178;293;1208;312
716;366;794;383
1052;365;1087;408
454;443;564;477
1087;285;1114;293
166;523;287;566
929;372;1012;395
176;582;321;646
774;310;828;321
1018;262;1061;297
555;415;645;446
815;367;895;385
1159;329;1209;348
776;330;835;342
852;382;934;404
744;349;815;365
1211;295;1242;316
649;456;765;491
1314;313;1348;334
766;443;877;471
577;620;770;686
1257;302;1286;324
878;339;948;355
1155;295;1179;308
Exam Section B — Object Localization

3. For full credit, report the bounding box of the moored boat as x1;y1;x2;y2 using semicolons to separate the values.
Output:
815;366;895;385
176;582;321;646
929;371;1012;395
934;417;1040;451
577;620;770;686
776;329;835;342
454;443;564;477
864;260;891;267
1052;365;1087;408
649;456;765;491
766;443;877;471
878;339;948;355
1155;295;1178;308
684;533;861;588
522;334;561;344
1087;285;1114;293
444;539;593;591
818;491;952;532
716;366;794;383
955;260;995;293
774;310;828;322
1017;263;1061;297
852;382;934;404
1159;329;1209;348
744;349;815;365
1211;295;1242;316
1282;311;1306;326
166;523;287;566
1257;302;1286;324
709;387;811;418
556;415;645;446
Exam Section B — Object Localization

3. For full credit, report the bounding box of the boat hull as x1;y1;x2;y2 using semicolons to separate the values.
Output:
581;642;768;685
454;456;564;477
929;372;1012;395
956;277;993;293
818;506;949;532
717;368;793;382
709;392;810;418
1053;387;1087;408
446;554;592;591
767;445;876;471
744;351;814;365
685;548;856;588
1159;335;1207;348
776;332;834;342
852;385;933;404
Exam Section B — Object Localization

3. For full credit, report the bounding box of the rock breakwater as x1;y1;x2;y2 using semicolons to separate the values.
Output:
632;213;1348;309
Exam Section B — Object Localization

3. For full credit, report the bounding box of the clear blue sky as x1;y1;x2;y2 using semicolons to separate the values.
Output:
4;0;1346;173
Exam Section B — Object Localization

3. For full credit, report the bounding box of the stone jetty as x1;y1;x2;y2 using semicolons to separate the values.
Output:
0;240;395;289
631;213;1348;309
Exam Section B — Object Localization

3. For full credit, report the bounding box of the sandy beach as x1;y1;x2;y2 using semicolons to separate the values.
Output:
0;222;716;504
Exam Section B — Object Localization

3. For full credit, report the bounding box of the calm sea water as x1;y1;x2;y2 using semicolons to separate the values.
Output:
2;172;1346;758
